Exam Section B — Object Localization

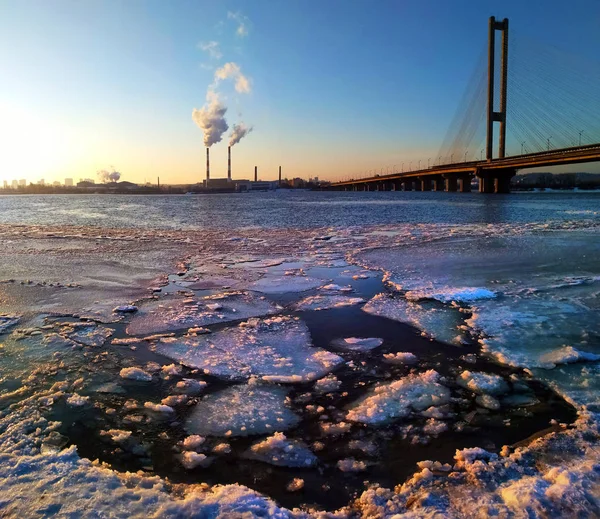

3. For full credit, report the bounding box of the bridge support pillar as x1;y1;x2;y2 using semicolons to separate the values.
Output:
478;175;494;194
458;176;472;192
445;176;458;192
432;177;444;191
420;178;432;191
413;180;422;192
402;180;412;191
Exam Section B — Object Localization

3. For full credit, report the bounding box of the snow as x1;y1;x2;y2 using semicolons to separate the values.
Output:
180;451;211;469
293;295;365;311
337;458;367;472
155;316;343;382
456;371;509;396
538;346;600;369
346;370;451;425
286;478;304;492
320;283;353;292
144;402;175;414
66;394;90;407
119;367;152;382
363;293;463;345
244;432;318;467
330;337;383;352
182;435;205;450
127;292;278;335
383;352;418;365
406;287;497;303
185;384;301;437
314;374;341;394
174;378;207;395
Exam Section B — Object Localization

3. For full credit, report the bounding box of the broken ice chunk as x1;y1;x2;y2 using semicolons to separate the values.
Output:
113;305;138;313
383;352;418;365
456;371;509;396
244;432;318;467
346;370;451;425
0;315;20;334
127;292;278;335
186;385;300;437
156;316;343;382
330;337;383;352
293;295;365;311
119;367;153;382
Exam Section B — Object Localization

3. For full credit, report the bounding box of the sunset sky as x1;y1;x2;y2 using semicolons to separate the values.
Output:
1;0;599;185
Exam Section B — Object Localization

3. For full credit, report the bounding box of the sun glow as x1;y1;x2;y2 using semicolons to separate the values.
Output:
0;103;77;184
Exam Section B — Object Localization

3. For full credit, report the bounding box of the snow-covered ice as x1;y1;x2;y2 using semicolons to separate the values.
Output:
155;316;343;382
383;352;418;365
293;295;364;311
456;371;509;396
127;292;278;335
244;432;318;467
248;276;324;294
346;370;451;425
186;384;301;437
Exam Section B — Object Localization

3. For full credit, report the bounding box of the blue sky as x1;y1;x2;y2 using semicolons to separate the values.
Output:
1;0;599;184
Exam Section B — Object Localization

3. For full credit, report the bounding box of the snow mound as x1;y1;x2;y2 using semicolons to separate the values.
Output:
456;371;509;396
346;370;451;425
155;316;342;382
119;367;152;382
406;287;497;303
383;352;418;365
293;295;365;311
539;346;600;369
186;385;301;437
330;337;383;352
244;432;318;467
126;292;278;335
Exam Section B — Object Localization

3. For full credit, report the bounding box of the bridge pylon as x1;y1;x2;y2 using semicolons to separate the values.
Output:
487;16;509;161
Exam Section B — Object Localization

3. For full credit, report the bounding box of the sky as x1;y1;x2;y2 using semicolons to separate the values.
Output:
1;0;600;186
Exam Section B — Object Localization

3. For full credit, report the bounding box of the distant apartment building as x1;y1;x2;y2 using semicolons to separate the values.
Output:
18;179;26;187
3;181;7;189
64;178;74;187
39;179;45;186
11;180;18;188
53;181;61;187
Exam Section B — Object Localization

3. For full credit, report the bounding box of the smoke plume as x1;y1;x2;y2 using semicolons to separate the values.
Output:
229;123;253;146
192;91;229;147
97;169;121;183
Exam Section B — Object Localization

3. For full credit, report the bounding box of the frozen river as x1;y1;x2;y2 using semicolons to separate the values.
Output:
0;191;598;517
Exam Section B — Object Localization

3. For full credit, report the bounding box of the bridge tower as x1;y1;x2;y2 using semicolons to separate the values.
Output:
486;16;509;160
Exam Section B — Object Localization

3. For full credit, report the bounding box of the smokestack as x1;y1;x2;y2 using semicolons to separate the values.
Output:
278;166;281;186
254;166;257;182
228;146;231;181
157;177;160;189
206;148;210;181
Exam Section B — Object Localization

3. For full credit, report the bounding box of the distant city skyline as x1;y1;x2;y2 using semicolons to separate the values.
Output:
1;0;600;185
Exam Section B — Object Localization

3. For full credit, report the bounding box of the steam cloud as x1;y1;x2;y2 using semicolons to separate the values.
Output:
229;123;253;146
192;91;229;147
97;169;121;183
215;62;251;94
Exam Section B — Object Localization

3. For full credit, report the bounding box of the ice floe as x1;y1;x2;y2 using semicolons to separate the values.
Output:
248;276;324;294
330;337;383;352
346;370;451;425
119;367;153;382
186;384;301;437
293;295;365;311
0;315;20;334
456;371;509;396
127;292;278;335
382;352;418;365
405;286;497;303
244;432;318;467
155;316;343;382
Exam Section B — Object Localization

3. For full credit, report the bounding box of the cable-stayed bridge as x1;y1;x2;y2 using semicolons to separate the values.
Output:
328;17;600;193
